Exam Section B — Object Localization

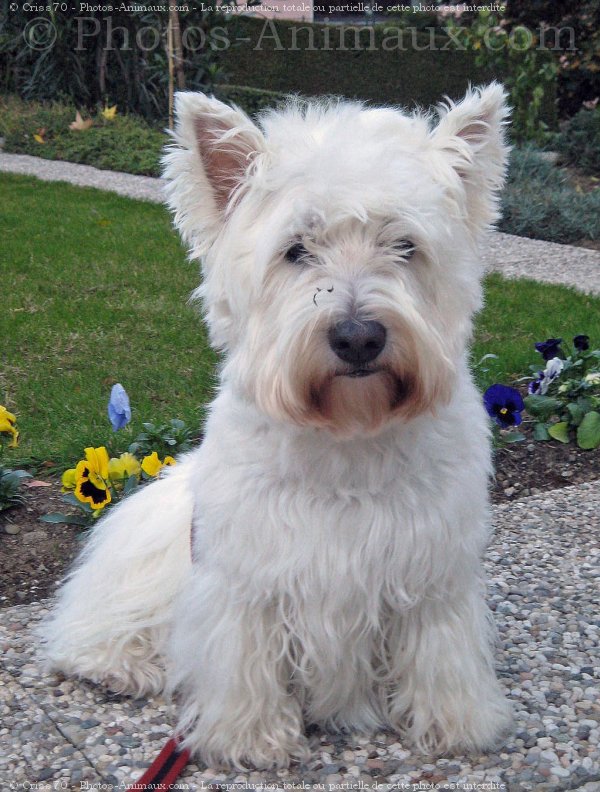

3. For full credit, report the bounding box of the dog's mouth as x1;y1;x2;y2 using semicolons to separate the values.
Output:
337;368;380;379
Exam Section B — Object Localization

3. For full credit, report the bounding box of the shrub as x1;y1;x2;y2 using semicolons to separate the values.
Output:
556;108;600;175
499;147;600;244
504;0;600;117
446;9;558;144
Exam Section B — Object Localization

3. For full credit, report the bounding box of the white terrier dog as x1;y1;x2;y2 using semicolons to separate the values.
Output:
43;83;513;769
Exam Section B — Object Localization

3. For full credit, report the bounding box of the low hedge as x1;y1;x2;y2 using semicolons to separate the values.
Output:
215;84;289;115
216;16;557;128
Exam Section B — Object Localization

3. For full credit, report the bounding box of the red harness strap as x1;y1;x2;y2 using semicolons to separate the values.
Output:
127;735;191;791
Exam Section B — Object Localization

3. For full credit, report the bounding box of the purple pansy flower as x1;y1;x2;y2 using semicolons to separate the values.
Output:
483;384;525;428
528;357;564;396
108;383;131;431
528;374;545;395
534;337;563;361
573;334;590;352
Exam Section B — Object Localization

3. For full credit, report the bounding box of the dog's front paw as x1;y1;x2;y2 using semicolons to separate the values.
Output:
404;684;513;755
184;719;309;770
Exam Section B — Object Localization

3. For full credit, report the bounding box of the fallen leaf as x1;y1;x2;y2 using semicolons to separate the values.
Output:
101;104;117;121
69;111;93;131
24;480;52;488
33;134;45;144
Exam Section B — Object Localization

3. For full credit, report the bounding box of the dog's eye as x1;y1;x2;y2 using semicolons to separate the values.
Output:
392;239;416;259
285;242;308;264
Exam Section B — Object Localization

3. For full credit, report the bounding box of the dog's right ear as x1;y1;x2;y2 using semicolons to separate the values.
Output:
162;92;265;251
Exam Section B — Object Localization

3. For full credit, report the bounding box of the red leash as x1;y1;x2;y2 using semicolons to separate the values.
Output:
127;735;190;791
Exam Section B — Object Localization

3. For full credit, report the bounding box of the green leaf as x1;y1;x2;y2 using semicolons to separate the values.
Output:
577;396;593;413
577;411;600;450
40;512;89;526
123;474;138;495
566;402;585;427
502;431;526;443
524;395;563;420
7;469;32;480
533;422;550;441
61;492;82;508
1;470;31;486
548;421;570;444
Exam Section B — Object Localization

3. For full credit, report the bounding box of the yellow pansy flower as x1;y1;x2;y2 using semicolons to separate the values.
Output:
74;446;111;510
0;406;19;448
61;468;77;491
141;452;176;477
108;452;141;482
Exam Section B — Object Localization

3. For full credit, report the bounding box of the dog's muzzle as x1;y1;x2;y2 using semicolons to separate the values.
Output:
328;318;387;370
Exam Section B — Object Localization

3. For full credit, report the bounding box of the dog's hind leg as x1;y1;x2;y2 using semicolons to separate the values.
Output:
40;453;196;696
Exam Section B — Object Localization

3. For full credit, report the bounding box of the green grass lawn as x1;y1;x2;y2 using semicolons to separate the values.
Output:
2;172;600;470
1;173;217;469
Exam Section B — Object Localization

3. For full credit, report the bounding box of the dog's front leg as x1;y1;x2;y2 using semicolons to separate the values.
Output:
386;581;512;754
168;565;308;769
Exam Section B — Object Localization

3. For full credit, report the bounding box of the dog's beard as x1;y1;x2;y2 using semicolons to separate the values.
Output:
311;368;409;436
252;345;454;437
244;305;456;436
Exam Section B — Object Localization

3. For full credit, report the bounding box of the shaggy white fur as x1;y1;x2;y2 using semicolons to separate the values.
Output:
42;83;513;769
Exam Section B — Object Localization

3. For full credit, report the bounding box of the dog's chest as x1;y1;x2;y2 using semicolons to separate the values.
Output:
192;412;467;603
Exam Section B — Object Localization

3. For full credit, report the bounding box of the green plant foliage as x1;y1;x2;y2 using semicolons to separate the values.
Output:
129;419;196;460
447;9;558;144
522;337;600;449
556;108;600;176
499;147;600;244
0;468;31;512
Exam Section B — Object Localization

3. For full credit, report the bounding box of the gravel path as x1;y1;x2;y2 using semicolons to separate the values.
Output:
0;150;162;203
1;482;599;791
1;151;600;295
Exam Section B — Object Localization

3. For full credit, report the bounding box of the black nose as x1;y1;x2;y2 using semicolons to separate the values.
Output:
328;319;387;366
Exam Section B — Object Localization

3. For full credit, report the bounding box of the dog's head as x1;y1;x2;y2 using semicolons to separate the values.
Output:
163;85;509;437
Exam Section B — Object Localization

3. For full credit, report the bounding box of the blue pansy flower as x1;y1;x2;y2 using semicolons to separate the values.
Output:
483;384;525;428
108;383;131;431
573;334;590;352
534;337;563;361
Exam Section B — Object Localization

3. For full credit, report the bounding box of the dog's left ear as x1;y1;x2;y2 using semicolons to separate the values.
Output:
163;92;266;251
431;82;510;231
